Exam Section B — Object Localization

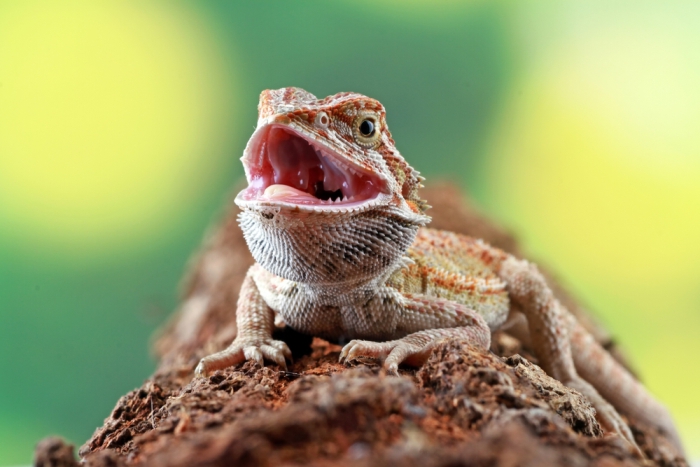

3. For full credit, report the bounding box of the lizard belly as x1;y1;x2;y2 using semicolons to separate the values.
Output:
253;274;343;339
278;302;346;340
264;289;400;341
256;276;403;341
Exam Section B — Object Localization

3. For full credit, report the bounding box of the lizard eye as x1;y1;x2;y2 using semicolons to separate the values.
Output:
359;119;374;137
352;113;381;148
314;111;329;129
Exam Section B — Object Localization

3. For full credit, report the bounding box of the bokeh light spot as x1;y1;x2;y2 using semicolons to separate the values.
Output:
0;2;234;259
485;3;700;285
484;3;700;454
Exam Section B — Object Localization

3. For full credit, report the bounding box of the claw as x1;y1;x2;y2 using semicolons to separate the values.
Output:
385;362;399;376
347;345;362;362
245;347;265;367
260;344;288;370
194;361;208;379
339;340;356;363
275;341;294;363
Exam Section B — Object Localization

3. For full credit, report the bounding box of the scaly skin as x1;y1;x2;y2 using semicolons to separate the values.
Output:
194;87;682;457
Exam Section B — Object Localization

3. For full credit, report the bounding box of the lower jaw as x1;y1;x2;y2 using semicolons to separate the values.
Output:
235;187;383;212
259;184;354;205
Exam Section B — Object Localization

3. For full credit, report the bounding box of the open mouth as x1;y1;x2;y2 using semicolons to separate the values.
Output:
237;125;385;208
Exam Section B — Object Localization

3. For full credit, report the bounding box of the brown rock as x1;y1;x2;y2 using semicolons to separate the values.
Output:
36;182;686;467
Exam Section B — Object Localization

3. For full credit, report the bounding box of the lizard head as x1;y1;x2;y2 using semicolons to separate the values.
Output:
237;87;429;215
236;87;430;286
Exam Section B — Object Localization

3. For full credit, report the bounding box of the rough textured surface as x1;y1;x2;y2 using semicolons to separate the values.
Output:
34;183;686;467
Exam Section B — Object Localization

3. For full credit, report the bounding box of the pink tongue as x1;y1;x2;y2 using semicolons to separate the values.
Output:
262;184;318;202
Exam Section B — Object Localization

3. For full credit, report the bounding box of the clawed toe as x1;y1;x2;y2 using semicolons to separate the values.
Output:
339;338;430;375
567;377;644;459
339;339;372;363
260;344;289;370
195;337;292;377
194;361;209;379
339;339;391;364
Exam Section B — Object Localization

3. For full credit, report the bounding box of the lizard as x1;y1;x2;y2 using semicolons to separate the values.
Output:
194;87;683;457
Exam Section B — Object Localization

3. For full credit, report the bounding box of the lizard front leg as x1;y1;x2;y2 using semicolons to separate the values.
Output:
340;289;491;375
195;266;291;377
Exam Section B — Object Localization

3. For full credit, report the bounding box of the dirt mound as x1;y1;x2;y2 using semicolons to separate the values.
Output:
35;183;686;467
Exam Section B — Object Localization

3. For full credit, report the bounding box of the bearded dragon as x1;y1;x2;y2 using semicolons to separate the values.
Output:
194;87;682;456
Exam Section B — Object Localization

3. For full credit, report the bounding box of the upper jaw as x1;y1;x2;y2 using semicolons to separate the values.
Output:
235;118;390;213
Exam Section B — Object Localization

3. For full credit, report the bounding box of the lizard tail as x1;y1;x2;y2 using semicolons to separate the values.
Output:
567;315;684;456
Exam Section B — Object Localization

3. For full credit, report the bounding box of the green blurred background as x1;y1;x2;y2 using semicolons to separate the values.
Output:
1;1;699;464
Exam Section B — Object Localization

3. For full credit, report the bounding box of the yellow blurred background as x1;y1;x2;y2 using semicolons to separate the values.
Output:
0;1;698;464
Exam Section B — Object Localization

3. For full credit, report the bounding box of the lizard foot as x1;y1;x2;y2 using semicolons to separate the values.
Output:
340;337;434;376
567;377;645;459
195;336;292;378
